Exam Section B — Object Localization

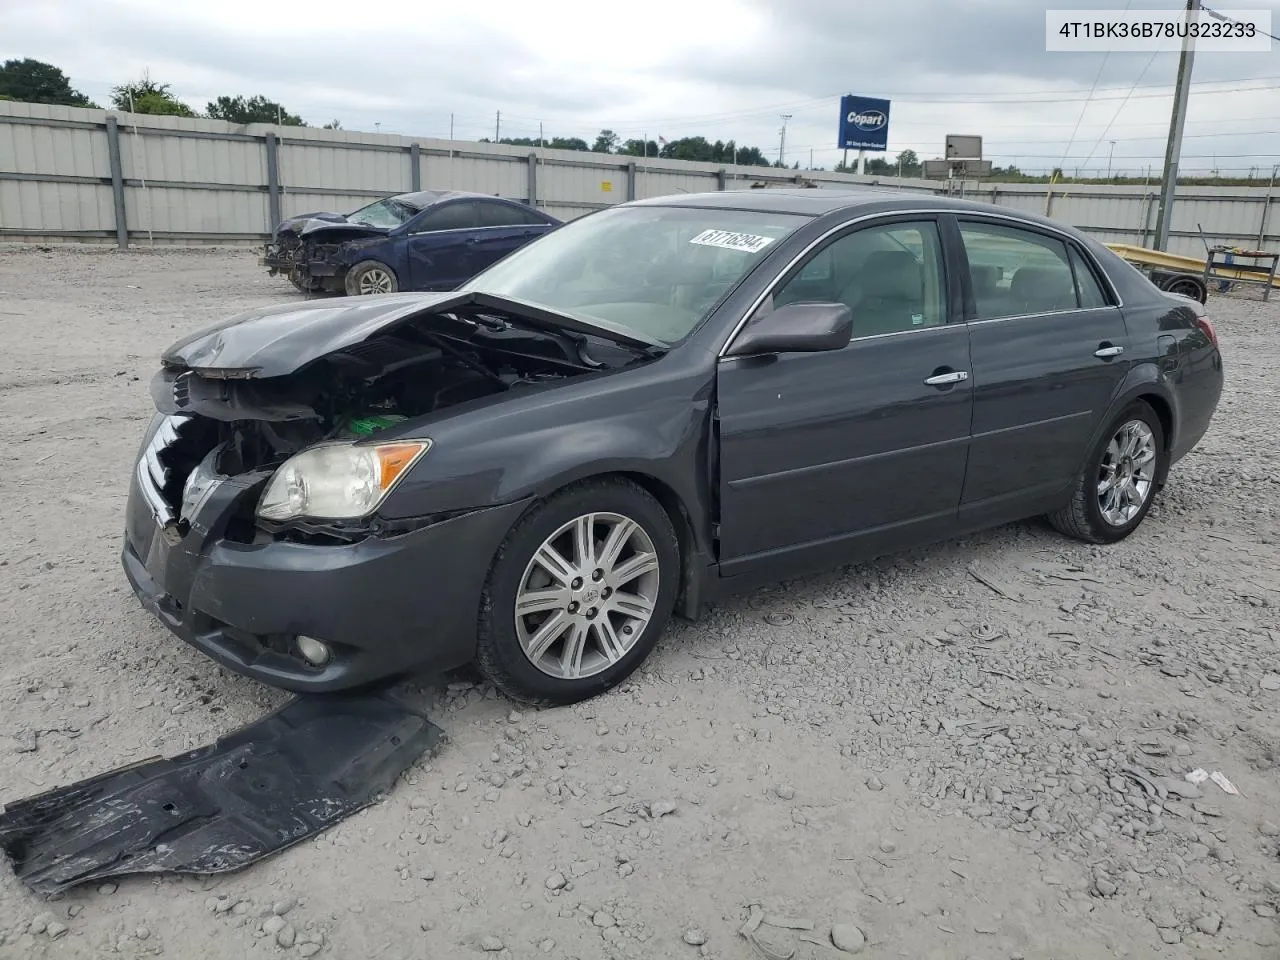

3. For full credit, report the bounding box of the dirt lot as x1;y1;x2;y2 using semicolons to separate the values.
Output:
0;245;1277;960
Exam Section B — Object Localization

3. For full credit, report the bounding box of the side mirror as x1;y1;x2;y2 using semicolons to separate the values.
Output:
725;301;853;358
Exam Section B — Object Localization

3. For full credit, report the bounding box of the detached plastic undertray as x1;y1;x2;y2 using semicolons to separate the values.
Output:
0;692;442;895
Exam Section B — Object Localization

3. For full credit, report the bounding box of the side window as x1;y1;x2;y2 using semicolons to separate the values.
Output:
769;220;947;339
1069;245;1109;308
959;221;1079;320
412;202;478;233
476;201;539;227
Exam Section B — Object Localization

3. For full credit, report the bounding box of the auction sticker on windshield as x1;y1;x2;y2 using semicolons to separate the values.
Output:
689;229;777;254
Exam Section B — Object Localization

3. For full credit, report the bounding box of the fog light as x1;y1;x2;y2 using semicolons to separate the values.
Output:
295;636;331;666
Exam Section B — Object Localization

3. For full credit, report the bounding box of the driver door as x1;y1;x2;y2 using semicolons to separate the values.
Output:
715;216;974;578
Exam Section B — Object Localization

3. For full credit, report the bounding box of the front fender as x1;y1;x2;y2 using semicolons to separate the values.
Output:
380;370;718;554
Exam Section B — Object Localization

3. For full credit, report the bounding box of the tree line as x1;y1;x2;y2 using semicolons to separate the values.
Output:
0;59;340;127
480;129;778;166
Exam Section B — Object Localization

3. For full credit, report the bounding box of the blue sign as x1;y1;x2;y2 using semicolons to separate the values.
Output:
838;95;890;151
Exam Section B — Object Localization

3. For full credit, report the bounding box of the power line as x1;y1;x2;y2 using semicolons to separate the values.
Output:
1202;5;1280;42
488;77;1280;129
1058;0;1129;169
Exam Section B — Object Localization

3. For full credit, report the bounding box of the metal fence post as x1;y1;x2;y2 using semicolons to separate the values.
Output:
410;142;421;191
264;132;281;232
104;115;128;250
626;162;637;202
527;153;538;208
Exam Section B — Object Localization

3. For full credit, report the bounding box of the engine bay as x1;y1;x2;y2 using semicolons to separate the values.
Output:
150;310;621;477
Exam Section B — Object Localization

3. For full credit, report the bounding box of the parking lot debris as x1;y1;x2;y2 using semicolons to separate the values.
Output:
0;692;442;895
762;915;814;931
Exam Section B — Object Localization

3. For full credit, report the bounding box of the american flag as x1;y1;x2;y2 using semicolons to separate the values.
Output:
658;136;668;145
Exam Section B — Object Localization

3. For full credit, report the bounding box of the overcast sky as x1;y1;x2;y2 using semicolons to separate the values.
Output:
3;0;1279;175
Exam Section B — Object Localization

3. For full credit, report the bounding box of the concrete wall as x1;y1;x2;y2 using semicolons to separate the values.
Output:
2;100;1278;260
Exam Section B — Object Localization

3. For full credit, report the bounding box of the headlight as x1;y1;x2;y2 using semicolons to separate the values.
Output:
257;440;431;522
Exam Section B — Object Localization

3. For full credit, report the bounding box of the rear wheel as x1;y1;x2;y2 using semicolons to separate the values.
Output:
1047;401;1165;544
476;478;679;706
1164;276;1206;303
345;260;399;296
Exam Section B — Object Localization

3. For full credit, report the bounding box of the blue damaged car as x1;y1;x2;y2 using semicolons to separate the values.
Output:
261;190;561;296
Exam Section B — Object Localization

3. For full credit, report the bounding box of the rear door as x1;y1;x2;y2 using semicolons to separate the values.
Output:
404;201;481;290
956;218;1132;523
715;215;973;576
470;200;551;272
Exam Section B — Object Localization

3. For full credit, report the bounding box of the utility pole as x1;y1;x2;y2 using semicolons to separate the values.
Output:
1154;0;1200;250
539;122;544;148
1107;140;1116;179
495;110;501;142
778;114;791;167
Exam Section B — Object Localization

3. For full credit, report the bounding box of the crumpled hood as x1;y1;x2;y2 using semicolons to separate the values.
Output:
160;292;659;378
274;211;348;239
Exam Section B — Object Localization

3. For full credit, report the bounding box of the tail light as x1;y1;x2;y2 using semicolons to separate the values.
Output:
1196;316;1219;347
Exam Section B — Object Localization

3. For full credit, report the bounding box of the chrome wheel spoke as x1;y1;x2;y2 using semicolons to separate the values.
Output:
533;543;576;587
572;514;596;569
515;587;570;617
592;618;628;664
526;610;571;662
559;622;589;679
610;551;659;587
609;590;655;620
596;518;637;571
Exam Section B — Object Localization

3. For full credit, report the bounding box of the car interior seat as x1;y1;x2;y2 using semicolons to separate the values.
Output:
842;249;925;336
1008;265;1077;315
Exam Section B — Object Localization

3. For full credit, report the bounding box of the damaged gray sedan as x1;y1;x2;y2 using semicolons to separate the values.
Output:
123;189;1223;705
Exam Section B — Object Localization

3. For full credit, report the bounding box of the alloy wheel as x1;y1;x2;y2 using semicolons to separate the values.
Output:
514;512;660;680
1097;419;1157;526
357;267;394;294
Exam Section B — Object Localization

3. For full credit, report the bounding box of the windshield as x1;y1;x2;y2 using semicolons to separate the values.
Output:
347;197;418;228
462;205;811;344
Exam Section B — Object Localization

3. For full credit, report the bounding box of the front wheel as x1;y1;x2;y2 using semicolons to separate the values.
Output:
476;478;680;706
344;260;399;296
1047;401;1166;544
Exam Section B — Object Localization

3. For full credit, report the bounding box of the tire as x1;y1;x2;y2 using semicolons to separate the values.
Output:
1165;276;1206;304
344;260;399;296
1047;401;1166;544
476;478;680;706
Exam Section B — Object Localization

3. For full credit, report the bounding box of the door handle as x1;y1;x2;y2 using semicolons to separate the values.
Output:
924;370;969;386
1094;344;1124;358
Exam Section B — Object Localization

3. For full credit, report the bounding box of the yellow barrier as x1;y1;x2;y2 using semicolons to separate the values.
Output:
1106;243;1280;289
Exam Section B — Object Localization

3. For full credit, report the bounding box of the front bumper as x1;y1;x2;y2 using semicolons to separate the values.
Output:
121;417;528;692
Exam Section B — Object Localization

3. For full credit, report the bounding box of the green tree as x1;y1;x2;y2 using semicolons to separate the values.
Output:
110;73;195;116
322;119;342;129
895;149;920;177
619;138;659;157
0;58;98;107
592;129;619;153
206;95;304;125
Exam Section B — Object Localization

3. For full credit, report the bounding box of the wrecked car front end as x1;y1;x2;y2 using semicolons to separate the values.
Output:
121;292;643;691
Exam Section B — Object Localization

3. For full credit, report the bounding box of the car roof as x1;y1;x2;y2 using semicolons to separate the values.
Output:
627;187;1075;233
394;189;522;210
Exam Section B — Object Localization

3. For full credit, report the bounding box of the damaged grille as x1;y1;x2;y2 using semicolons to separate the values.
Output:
135;415;216;528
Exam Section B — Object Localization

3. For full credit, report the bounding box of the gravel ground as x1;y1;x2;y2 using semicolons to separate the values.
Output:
0;245;1278;960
